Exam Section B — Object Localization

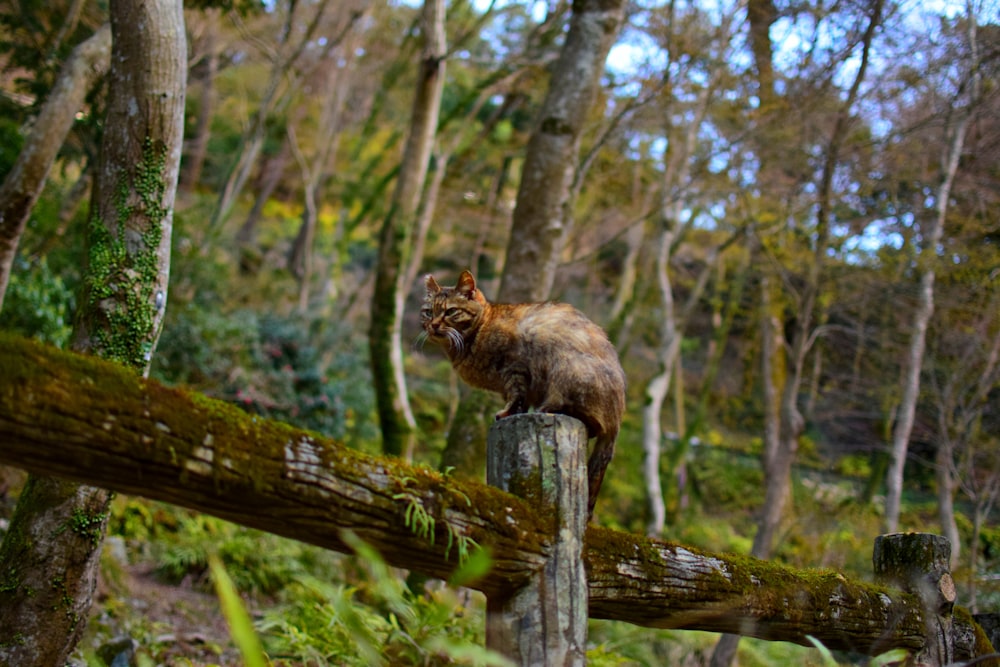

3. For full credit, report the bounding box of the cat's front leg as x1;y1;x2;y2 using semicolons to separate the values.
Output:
496;362;529;420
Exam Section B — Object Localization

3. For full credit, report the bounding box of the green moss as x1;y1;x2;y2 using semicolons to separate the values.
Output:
0;566;20;594
0;332;138;396
67;507;108;547
956;606;1000;666
48;576;80;632
84;137;169;371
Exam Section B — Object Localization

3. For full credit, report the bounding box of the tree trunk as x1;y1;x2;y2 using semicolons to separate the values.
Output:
0;27;112;663
751;272;786;559
369;0;445;458
641;221;678;537
935;437;961;568
641;75;714;537
4;334;997;661
0;2;185;663
288;123;320;313
178;7;219;195
885;90;972;534
285;4;368;303
236;141;290;251
712;5;881;658
73;0;186;367
498;0;626;303
440;0;626;474
0;23;112;312
209;0;331;230
0;476;113;665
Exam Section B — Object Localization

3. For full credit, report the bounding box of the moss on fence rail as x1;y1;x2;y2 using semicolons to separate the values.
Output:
0;332;995;661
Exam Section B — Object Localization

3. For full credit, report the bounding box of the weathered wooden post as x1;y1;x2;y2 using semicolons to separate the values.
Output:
485;413;589;666
874;533;957;666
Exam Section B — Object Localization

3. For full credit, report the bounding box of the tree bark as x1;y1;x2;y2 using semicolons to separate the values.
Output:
497;0;626;303
884;68;974;535
0;476;114;665
0;23;112;312
74;0;186;366
641;221;677;537
0;2;185;663
369;0;445;458
4;334;997;660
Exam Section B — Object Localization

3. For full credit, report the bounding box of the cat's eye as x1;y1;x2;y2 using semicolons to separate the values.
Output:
445;307;459;317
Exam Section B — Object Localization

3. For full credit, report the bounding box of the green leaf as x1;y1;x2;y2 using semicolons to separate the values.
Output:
868;648;911;666
209;554;268;667
447;544;493;588
804;635;839;667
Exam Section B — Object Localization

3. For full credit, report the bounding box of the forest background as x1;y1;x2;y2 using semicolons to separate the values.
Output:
0;0;998;664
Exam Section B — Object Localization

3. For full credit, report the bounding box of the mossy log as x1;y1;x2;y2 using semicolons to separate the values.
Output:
0;334;991;658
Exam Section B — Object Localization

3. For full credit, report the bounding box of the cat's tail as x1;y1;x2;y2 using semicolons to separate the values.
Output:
586;430;617;520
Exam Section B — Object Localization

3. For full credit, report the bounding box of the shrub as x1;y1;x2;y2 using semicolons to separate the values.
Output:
1;256;74;347
152;305;377;444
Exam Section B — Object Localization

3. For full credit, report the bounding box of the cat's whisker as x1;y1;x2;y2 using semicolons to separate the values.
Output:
413;331;429;351
446;329;464;354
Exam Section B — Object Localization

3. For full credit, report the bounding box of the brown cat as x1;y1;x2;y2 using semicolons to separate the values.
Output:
420;270;626;518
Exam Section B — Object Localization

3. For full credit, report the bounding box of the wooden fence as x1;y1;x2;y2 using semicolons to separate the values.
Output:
0;334;998;665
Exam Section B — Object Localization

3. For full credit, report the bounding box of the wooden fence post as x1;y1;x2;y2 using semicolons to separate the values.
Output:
485;413;589;667
874;533;957;665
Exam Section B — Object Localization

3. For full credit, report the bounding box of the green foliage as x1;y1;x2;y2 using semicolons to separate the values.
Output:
67;506;108;548
107;497;338;597
209;555;268;667
152;305;377;444
676;511;754;556
151;512;334;597
587;621;719;665
1;256;74;347
259;532;513;667
804;635;839;666
690;446;765;513
833;454;872;479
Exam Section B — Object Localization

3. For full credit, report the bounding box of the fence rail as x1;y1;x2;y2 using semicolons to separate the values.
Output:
0;334;996;665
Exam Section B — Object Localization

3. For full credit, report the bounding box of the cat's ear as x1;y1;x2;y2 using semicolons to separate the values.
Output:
456;270;477;298
425;274;441;294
